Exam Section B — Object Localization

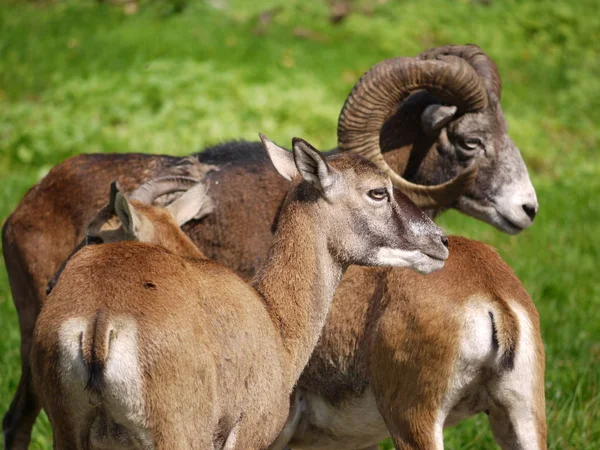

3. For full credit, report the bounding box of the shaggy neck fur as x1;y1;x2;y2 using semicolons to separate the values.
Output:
252;194;343;384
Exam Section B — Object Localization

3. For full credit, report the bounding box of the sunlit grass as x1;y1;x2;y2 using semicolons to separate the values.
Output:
1;0;598;448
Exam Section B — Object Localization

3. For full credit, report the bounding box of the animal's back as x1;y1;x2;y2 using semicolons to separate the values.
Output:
33;242;287;449
3;152;206;308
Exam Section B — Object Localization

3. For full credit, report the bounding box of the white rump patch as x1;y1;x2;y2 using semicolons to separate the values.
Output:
98;316;146;427
58;317;90;387
441;300;496;428
58;316;151;449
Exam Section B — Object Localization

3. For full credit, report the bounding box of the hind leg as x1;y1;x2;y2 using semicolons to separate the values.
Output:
488;306;547;450
49;421;80;450
3;362;41;450
268;389;306;450
487;373;547;450
371;346;446;450
488;398;546;450
3;280;43;450
384;409;444;450
370;299;455;450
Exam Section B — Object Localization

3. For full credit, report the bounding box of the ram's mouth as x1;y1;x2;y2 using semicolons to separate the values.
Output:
495;210;526;234
457;195;530;235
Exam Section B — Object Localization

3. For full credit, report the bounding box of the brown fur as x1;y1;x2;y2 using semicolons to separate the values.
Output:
4;58;538;449
3;150;278;449
288;236;545;450
2;156;210;449
3;148;544;450
33;242;288;449
30;151;445;450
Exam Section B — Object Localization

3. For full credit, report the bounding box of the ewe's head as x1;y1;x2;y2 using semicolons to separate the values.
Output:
47;177;212;295
338;44;537;234
260;134;449;274
85;177;213;247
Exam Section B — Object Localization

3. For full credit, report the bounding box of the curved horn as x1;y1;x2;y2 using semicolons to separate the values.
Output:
418;44;502;101
388;161;479;210
129;176;201;205
338;55;486;208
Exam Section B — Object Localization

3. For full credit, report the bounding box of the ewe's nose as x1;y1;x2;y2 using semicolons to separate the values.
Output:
522;203;538;221
441;235;449;249
419;227;449;262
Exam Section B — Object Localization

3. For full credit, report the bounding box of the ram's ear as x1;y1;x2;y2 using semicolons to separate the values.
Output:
260;133;299;181
114;193;145;237
421;104;457;133
292;138;334;195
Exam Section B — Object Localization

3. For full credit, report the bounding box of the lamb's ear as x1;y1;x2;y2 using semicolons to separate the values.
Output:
114;192;144;237
108;181;120;210
166;182;214;226
421;104;457;133
292;137;334;194
260;133;298;181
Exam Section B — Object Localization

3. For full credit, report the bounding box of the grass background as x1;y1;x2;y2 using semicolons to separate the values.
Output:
0;0;598;448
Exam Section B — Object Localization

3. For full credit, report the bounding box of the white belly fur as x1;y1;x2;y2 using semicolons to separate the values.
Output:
291;388;388;450
291;299;502;450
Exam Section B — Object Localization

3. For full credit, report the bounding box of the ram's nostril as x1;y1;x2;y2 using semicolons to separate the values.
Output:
441;236;449;249
522;203;537;221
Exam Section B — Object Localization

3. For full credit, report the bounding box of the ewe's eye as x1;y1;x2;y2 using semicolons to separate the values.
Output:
457;136;482;151
368;188;388;201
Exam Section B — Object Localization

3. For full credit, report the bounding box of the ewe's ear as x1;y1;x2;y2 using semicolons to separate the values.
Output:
114;192;144;237
260;133;299;181
421;104;457;133
166;182;214;226
292;137;334;194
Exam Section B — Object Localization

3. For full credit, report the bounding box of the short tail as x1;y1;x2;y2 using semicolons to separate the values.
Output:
489;298;519;371
80;311;113;394
53;313;147;448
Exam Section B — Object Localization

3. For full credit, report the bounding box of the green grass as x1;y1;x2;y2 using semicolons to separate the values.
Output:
1;0;598;448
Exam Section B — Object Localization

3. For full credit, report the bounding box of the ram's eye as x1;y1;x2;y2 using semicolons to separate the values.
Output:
368;188;388;201
458;136;482;151
86;234;104;245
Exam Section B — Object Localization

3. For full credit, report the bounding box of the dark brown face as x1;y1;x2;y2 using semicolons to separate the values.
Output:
85;205;124;244
47;202;126;296
415;103;538;234
318;154;449;274
335;44;537;234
